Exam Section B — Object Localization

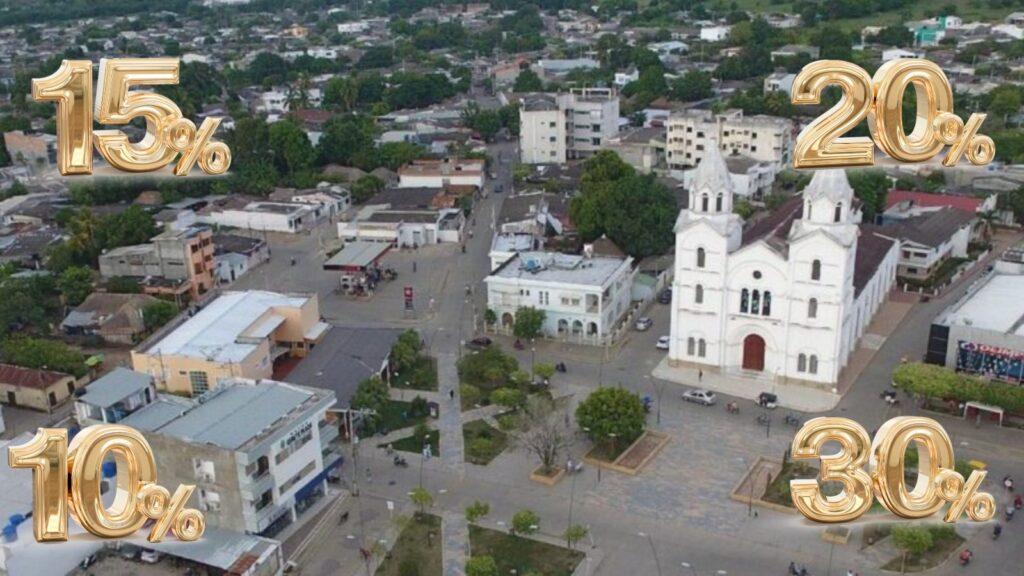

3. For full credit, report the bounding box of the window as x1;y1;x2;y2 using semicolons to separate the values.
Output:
687;337;695;356
715;194;723;212
701;194;709;211
695;284;704;304
811;259;821;281
740;288;749;313
188;371;209;395
809;355;819;374
808;298;818;319
762;291;771;316
797;353;807;372
698;339;706;358
834;202;842;223
750;290;761;315
696;247;706;268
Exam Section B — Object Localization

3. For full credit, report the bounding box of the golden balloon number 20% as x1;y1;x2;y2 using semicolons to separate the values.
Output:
33;58;230;177
791;59;994;169
7;425;205;543
790;416;996;524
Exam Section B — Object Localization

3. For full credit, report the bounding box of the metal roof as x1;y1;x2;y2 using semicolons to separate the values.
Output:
287;326;404;406
77;368;152;408
324;241;392;270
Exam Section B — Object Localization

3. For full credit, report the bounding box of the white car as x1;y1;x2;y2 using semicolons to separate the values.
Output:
682;388;717;406
635;317;653;331
140;550;161;564
656;336;670;350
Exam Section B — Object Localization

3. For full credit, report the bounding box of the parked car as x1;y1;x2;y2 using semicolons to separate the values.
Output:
466;336;493;351
656;335;670;350
635;317;653;331
140;550;162;564
657;288;672;304
488;171;498;179
682;389;717;406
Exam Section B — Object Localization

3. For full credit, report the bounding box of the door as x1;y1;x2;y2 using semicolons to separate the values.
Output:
6;391;15;406
742;334;766;371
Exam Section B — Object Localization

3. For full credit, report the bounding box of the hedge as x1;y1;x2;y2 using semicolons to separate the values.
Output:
892;362;1024;415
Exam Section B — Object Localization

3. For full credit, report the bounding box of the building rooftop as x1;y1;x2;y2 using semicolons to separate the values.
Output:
885;189;985;213
141;291;313;363
877;208;976;248
324;241;392;270
286;326;404;407
938;273;1024;335
0;363;71;389
77;368;152;408
489;251;630;288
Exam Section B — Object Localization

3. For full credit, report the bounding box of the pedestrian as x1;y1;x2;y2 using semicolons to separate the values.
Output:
449;388;455;401
788;562;798;575
698;369;703;383
847;570;855;576
1005;475;1014;491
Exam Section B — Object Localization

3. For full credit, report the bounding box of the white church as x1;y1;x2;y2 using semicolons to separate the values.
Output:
665;146;900;389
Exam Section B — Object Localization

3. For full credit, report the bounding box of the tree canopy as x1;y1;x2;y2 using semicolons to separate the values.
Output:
575;386;646;451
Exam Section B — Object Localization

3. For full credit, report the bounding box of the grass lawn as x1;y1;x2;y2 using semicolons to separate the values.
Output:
375;513;442;576
469;525;584;576
386;429;440;456
463;419;509;465
880;526;965;572
392;356;438;391
378;399;429;434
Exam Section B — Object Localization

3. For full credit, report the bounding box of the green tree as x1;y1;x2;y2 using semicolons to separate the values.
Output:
465;556;499;576
318;114;375;166
324;76;360;112
249;52;288;85
512;306;546;339
847;169;890;222
351;376;390;433
457;346;518;390
873;24;914;48
564;524;588;549
57;266;93;306
142;301;178;330
513;69;543;92
814;25;853;61
576;386;646;451
490;387;526;410
484;309;497;326
268;120;315;177
351;174;385;204
1;336;87;377
465;500;490;524
409;487;434;514
391;329;422;371
892;524;932;568
534;362;555;382
510;509;540;535
462;103;503;142
670;70;713;102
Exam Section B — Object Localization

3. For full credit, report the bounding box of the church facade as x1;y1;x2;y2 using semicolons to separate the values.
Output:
667;147;900;388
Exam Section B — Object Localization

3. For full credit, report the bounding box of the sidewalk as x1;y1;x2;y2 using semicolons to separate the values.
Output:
442;511;469;576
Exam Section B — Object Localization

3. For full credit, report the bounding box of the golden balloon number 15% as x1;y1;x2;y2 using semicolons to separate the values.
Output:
33;58;230;177
7;425;204;543
790;416;996;524
791;59;994;169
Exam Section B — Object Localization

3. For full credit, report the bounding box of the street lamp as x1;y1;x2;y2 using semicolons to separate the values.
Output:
637;532;663;576
681;562;697;576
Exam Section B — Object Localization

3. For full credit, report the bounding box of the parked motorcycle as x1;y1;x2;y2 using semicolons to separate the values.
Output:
393;456;408;468
756;413;771;426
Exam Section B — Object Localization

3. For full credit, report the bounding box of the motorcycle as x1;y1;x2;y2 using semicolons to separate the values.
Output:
393;456;409;468
725;401;739;414
784;414;801;427
959;550;972;566
993;524;1002;540
1015;494;1022;509
514;339;525;350
756;413;771;426
555;362;567;373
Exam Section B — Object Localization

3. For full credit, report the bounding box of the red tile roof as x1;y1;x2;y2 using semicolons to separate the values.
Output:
886;190;983;214
0;363;72;389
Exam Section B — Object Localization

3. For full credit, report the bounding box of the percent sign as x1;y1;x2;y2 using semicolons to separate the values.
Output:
932;112;996;167
933;467;996;522
136;483;206;543
162;117;232;176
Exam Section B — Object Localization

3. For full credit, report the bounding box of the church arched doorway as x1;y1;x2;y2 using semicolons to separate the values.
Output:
742;334;765;371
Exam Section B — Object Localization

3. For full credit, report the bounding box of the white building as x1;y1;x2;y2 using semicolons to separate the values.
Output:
199;201;316;234
517;88;620;164
666;108;792;171
397;158;485;189
700;24;732;42
485;250;635;345
680;155;777;200
338;206;465;246
665;147;898;389
764;72;796;95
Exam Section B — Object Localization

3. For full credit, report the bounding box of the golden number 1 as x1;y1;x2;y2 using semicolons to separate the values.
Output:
7;429;68;541
31;61;93;175
790;417;874;523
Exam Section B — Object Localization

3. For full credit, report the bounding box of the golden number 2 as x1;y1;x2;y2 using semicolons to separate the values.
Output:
31;61;93;175
790;417;874;523
791;60;875;169
7;429;68;541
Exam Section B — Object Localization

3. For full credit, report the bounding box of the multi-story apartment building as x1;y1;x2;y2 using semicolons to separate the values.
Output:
485;250;635;345
665;109;792;171
518;88;620;164
131;290;330;396
123;378;341;538
99;225;216;301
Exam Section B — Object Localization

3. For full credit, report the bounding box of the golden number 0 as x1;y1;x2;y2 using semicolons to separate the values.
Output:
791;60;875;169
790;417;874;523
870;416;955;518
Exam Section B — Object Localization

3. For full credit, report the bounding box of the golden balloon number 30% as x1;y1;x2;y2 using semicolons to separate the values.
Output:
34;58;230;177
791;59;994;169
790;416;996;524
7;425;205;543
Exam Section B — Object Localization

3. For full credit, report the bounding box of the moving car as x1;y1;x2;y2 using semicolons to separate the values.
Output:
635;317;653;331
466;336;493;351
656;335;670;350
682;388;717;406
657;288;672;304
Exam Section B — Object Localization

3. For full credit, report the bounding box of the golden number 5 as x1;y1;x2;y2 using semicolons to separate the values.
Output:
94;58;183;172
790;417;874;523
791;60;875;169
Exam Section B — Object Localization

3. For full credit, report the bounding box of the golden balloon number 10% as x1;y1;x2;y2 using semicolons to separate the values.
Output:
791;59;994;169
33;58;230;177
790;416;996;524
7;425;205;543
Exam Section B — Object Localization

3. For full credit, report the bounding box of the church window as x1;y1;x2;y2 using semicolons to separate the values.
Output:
701;194;709;212
698;339;707;357
750;290;760;315
762;291;771;316
808;298;818;319
834;202;843;223
687;337;695;356
797;353;807;372
696;247;706;268
715;193;723;212
695;284;704;304
809;355;819;374
811;259;821;281
740;288;749;313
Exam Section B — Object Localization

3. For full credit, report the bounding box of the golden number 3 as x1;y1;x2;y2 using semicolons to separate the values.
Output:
791;60;875;169
790;417;874;523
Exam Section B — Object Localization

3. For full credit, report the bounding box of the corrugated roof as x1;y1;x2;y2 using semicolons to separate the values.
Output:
77;367;152;408
886;190;983;213
0;363;71;389
877;208;976;248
